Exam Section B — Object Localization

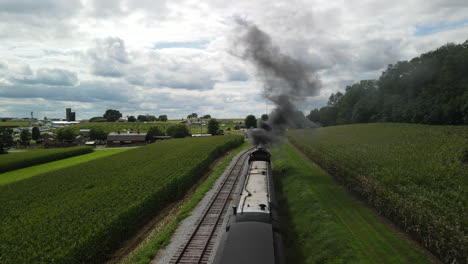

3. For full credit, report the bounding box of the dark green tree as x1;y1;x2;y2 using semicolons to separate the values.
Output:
158;115;168;122
137;115;147;122
146;126;165;141
20;129;31;146
103;109;122;122
89;128;108;141
187;113;198;119
307;109;320;123
31;127;41;141
0;128;13;153
167;124;191;138
261;114;269;121
208;119;219;135
128;116;136;122
244;115;257;128
202;114;211;119
57;128;76;142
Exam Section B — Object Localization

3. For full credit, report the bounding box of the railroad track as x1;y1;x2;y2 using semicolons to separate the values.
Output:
169;148;252;264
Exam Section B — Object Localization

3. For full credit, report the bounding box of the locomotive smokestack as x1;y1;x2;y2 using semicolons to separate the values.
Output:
232;18;321;146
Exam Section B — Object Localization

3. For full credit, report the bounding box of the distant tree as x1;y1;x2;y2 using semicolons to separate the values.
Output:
90;116;106;122
261;114;269;121
89;128;108;141
57;127;76;142
158;115;168;122
146;126;164;141
128;116;136;122
31;127;40;141
20;129;31;145
208;119;219;135
0;128;13;153
187;113;198;119
307;109;320;123
244;115;257;128
147;115;157;122
137;115;147;122
167;124;191;138
202;114;211;119
103;109;122;122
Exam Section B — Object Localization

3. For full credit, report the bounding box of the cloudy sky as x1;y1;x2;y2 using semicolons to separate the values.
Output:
0;0;467;120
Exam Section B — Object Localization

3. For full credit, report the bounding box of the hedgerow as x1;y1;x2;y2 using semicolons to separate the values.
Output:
0;146;93;173
0;136;243;264
288;123;467;264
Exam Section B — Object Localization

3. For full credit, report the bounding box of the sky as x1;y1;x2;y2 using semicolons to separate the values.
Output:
0;0;467;120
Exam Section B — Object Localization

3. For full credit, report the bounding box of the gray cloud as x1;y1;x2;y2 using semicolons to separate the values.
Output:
0;80;130;103
88;37;130;77
0;0;467;120
11;68;78;86
0;0;81;17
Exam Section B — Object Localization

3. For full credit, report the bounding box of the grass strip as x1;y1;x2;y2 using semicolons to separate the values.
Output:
0;146;93;173
272;142;431;264
122;141;250;264
0;148;129;185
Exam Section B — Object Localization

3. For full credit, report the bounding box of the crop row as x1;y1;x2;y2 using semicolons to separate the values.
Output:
0;136;244;263
288;123;467;264
0;146;93;173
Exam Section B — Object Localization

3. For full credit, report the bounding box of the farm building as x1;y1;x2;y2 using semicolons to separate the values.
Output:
79;129;90;136
107;132;147;146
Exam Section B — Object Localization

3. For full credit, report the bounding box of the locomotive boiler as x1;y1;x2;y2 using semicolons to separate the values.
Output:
213;147;284;264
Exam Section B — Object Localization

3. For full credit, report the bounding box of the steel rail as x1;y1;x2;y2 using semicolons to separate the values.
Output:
170;148;252;264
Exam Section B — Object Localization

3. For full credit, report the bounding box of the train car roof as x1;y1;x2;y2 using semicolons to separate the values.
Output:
214;222;275;264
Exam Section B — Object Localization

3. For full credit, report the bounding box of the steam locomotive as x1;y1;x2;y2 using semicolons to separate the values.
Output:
213;147;284;264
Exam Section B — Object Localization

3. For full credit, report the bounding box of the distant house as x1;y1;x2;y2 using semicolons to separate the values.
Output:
107;132;147;146
75;135;86;145
79;129;90;137
85;141;97;147
41;133;58;147
51;121;80;128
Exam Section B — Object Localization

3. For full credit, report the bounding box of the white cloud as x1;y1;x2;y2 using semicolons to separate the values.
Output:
0;0;467;119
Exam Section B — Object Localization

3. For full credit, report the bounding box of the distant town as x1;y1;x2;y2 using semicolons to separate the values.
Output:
0;107;247;151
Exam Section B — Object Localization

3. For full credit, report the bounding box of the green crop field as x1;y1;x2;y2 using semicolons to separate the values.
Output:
0;136;243;264
0;121;29;127
58;122;174;134
288;123;467;263
272;142;430;264
0;146;93;173
0;148;129;185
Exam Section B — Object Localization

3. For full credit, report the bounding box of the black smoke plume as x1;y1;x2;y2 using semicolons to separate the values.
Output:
232;18;321;146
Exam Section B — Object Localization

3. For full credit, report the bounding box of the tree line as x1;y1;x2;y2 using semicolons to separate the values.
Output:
308;40;468;126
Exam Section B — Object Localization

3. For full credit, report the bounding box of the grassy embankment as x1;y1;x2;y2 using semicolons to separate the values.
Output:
0;148;129;185
0;136;243;264
273;142;430;264
121;141;251;264
287;123;467;263
0;146;93;173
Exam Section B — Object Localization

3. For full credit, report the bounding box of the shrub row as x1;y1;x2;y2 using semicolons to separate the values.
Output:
0;136;243;264
288;123;467;264
0;146;93;173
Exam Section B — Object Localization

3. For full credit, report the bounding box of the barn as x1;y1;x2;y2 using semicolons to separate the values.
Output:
107;133;147;146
